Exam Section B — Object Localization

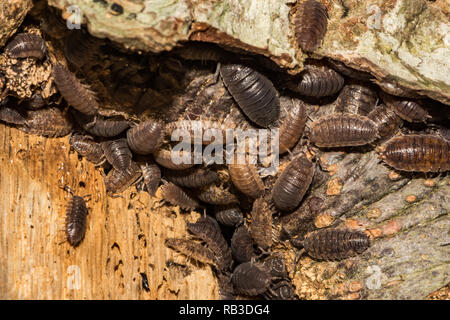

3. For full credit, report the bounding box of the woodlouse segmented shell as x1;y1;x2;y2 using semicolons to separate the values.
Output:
75;113;129;138
19;107;73;137
65;195;88;247
127;119;164;155
69;133;105;166
335;84;378;116
228;162;265;199
287;64;344;97
163;167;219;189
0;105;27;125
379;134;450;172
303;228;370;261
262;255;288;278
220;63;280;128
380;92;430;122
165;238;217;267
105;162;142;195
153;149;196;170
6;33;47;59
214;205;244;227
25;93;46;110
368;104;403;141
186;215;232;270
141;160;161;196
231;225;255;263
160;181;199;210
272;156;315;212
249;197;273;250
279;97;307;154
101;138;132;171
294;0;328;52
232;262;271;296
310;113;378;147
52;63;99;116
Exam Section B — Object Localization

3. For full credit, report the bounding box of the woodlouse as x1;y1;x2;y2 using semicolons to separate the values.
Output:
303;229;370;261
153;149;195;170
380;92;430;123
378;134;450;172
232;262;271;296
281;196;323;240
101;138;132;171
287;64;344;97
272;155;315;212
197;184;239;205
368;104;403;141
65;195;88;247
76;113;129;138
220;63;280;128
52;63;99;116
264;280;296;300
278;97;307;154
335;84;378;116
249;197;273;250
160;181;199;210
69;133;106;166
231;225;255;263
310;113;378;147
0;104;27;125
6;33;47;59
127;119;164;155
214;205;244;227
228;162;265;199
19;107;73;137
141;160;161;196
105;162;142;195
262;255;288;279
294;0;329;52
25;93;46;109
187;215;233;270
165;238;217;267
163;167;219;189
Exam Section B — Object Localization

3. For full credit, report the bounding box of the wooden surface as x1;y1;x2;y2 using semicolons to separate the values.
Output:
0;124;217;299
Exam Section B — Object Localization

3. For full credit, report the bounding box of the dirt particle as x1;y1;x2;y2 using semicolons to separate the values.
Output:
423;179;435;187
314;213;334;228
348;281;363;292
405;195;417;203
326;178;342;195
366;207;382;219
388;171;401;181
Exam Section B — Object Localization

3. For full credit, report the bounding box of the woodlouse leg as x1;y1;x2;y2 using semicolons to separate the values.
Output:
293;248;306;270
214;62;221;83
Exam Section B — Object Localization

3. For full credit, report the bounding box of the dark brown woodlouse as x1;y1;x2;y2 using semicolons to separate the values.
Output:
104;162;142;195
69;133;106;166
249;197;273;250
0;105;27;125
232;262;271;296
437;126;450;142
287;64;345;97
197;184;239;205
25;93;46;110
75;113;129;138
262;255;288;279
214;205;244;227
326;59;373;81
64;30;102;68
186;215;233;270
263;279;296;300
52;63;99;116
335;84;378;116
380;91;430;122
378;134;450;172
281;196;323;240
127;119;164;155
303;229;370;261
294;0;329;52
231;225;255;264
278;97;307;154
5;33;47;59
160;181;199;210
165;238;217;267
19;107;73;137
228;162;265;199
65;195;88;247
141;160;161;196
272;156;315;212
220;63;280;128
101;138;132;171
153;149;195;170
163;167;219;189
310;113;378;147
368;104;403;141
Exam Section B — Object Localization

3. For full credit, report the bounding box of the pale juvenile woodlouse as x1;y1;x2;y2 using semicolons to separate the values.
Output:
272;155;315;212
197;184;239;205
278;97;307;154
368;104;403;141
380;91;430;123
153;149;195;170
232;262;271;296
335;83;378;116
19;107;73;137
140;160;161;196
220;63;280;128
310;113;378;147
163;167;219;189
249;197;273;250
105;162;142;196
186;215;233;270
69;133;106;166
101;138;132;171
65;194;88;247
231;225;255;263
214;205;244;227
302;228;370;261
165;238;217;267
228;162;265;199
5;33;47;59
287;64;345;97
52;63;99;116
378;134;450;172
160;181;199;210
126;119;164;155
294;0;329;52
